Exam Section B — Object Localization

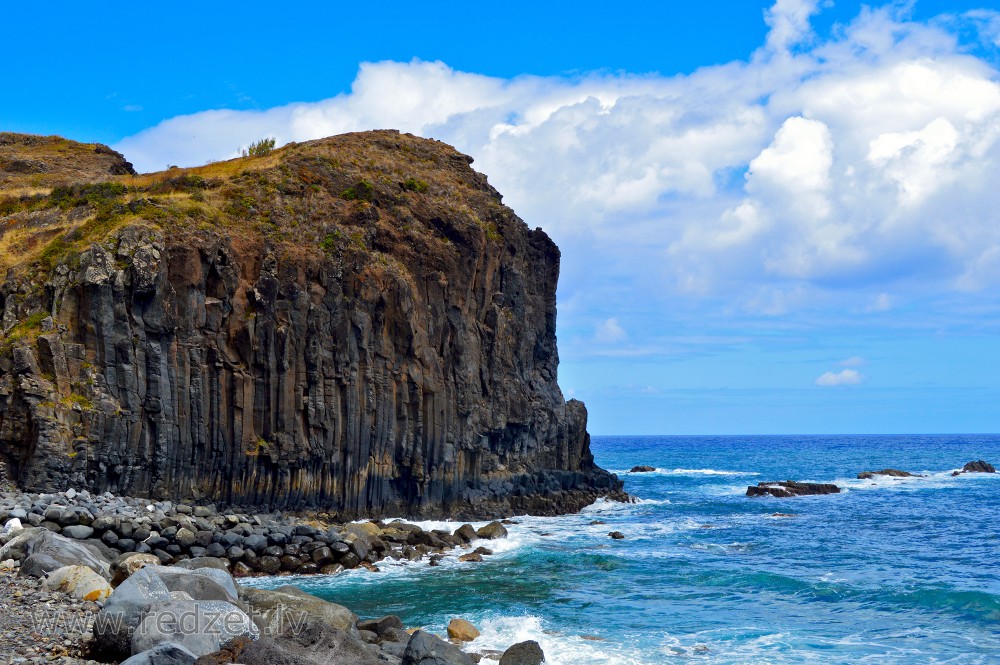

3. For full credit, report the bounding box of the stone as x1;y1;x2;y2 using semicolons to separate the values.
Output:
960;460;996;474
608;531;625;540
44;564;113;601
175;527;197;548
402;630;474;665
148;565;238;602
120;641;198;665
499;640;545;665
132;599;259;657
62;524;95;540
357;614;404;637
257;555;281;575
18;552;66;578
453;524;477;544
111;552;162;586
475;522;508;540
240;585;357;638
0;527;111;578
629;465;656;473
458;553;483;562
746;481;841;498
94;566;173;660
447;618;481;642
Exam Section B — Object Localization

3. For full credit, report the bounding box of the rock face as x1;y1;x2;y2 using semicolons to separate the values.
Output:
746;481;841;498
0;131;624;519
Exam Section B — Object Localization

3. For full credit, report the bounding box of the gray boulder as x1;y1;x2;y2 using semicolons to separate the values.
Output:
132;599;258;657
240;585;357;638
120;641;197;665
0;527;110;578
61;525;95;540
18;553;66;578
476;522;508;540
242;623;382;665
94;566;173;660
402;630;474;665
499;640;545;665
145;565;237;602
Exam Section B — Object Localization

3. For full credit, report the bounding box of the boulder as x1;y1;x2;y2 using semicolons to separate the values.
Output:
93;566;173;660
18;552;66;578
239;585;357;638
0;528;110;578
403;630;474;665
147;565;238;602
44;564;113;601
447;618;480;642
746;481;841;498
475;522;508;540
458;553;483;562
120;642;197;665
499;640;545;665
0;518;24;542
174;557;231;572
608;531;625;540
629;466;656;473
453;524;477;544
240;623;381;665
132;599;258;657
356;614;404;638
111;553;161;587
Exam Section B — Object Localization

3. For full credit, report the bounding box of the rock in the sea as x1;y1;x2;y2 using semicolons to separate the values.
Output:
402;630;474;665
499;640;546;665
44;563;113;601
746;481;841;498
608;531;625;540
857;469;919;479
447;618;481;642
629;466;656;473
953;460;996;476
476;522;508;540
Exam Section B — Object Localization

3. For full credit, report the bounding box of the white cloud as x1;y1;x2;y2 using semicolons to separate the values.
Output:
594;318;628;345
839;356;867;367
114;2;1000;322
815;369;864;386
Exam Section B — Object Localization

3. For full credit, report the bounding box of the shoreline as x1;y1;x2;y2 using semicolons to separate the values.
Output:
0;486;624;664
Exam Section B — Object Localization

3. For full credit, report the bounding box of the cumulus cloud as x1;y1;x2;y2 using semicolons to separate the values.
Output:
594;318;628;344
815;369;864;386
114;2;1000;322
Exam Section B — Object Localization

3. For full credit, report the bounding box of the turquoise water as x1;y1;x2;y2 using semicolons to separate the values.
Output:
248;435;1000;664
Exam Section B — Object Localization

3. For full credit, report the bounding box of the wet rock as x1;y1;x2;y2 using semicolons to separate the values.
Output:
953;460;996;475
447;618;481;642
475;522;508;540
608;531;625;540
403;629;474;665
499;640;545;665
857;469;919;479
239;585;357;637
629;466;656;473
746;481;841;498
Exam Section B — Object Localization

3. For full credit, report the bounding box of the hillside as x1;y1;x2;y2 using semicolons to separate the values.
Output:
0;130;624;517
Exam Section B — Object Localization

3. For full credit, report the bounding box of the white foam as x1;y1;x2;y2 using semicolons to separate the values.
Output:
467;614;649;665
612;467;759;477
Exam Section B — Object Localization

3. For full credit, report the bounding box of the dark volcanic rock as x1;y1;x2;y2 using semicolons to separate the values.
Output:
857;469;920;479
746;481;841;498
499;640;546;665
629;465;656;473
953;460;996;476
0;131;623;520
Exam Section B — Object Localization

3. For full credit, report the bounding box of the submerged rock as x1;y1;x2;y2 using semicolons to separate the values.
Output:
629;466;656;473
857;469;920;479
746;481;841;498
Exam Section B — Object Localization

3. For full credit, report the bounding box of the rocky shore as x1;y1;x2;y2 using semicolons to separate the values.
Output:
0;487;558;664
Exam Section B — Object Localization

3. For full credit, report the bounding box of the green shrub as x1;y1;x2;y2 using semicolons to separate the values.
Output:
402;178;429;193
342;180;375;202
241;137;276;158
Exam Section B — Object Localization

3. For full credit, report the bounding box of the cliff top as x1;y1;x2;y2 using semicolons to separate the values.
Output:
0;130;530;281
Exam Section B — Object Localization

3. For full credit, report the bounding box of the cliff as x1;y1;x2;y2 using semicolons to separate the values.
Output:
0;130;624;518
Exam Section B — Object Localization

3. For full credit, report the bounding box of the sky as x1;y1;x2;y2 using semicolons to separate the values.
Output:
4;0;1000;435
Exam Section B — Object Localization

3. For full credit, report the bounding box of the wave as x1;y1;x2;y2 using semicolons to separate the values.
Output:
612;467;760;477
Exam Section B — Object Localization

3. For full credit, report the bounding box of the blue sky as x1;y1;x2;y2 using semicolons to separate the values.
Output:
4;1;1000;434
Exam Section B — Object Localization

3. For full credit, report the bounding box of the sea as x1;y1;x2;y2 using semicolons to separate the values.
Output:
246;435;1000;664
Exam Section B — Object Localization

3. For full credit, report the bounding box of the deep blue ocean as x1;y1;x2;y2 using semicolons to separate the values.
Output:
248;435;1000;664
